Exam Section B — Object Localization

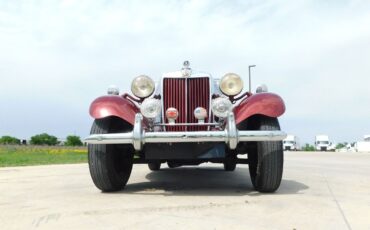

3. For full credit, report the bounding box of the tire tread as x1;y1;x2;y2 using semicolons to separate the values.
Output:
247;116;284;192
88;118;133;192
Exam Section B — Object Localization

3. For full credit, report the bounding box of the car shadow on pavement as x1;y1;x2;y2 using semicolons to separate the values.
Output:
122;166;309;196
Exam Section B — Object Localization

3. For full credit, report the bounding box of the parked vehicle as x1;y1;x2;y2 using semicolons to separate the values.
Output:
355;135;370;152
283;135;299;151
315;135;335;151
85;61;286;192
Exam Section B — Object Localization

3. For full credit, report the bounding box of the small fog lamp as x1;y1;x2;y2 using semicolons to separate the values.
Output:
140;98;161;119
211;97;232;118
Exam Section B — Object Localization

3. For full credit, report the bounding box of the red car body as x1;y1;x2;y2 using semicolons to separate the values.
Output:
90;96;139;126
90;92;285;127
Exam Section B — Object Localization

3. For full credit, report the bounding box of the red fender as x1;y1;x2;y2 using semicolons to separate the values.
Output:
233;93;286;125
89;95;139;125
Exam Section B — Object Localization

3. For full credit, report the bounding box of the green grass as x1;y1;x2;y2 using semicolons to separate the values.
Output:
0;145;87;167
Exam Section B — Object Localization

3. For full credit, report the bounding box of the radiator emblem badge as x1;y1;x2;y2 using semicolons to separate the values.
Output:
181;60;192;77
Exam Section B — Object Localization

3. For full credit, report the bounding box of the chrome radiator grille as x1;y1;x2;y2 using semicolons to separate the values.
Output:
163;77;210;131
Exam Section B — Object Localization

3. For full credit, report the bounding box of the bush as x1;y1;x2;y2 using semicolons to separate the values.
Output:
65;135;83;146
30;133;59;146
335;142;347;149
302;143;315;151
0;136;20;145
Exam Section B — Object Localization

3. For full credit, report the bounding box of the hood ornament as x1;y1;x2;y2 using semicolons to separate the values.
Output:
181;60;192;77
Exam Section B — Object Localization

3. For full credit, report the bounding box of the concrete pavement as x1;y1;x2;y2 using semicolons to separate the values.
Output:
1;151;370;230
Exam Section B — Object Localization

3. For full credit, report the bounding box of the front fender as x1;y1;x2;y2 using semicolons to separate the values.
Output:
89;95;139;125
233;93;286;125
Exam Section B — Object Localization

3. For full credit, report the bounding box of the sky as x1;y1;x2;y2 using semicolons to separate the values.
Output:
0;0;370;144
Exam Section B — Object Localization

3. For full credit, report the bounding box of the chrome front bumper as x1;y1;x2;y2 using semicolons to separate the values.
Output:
85;112;287;151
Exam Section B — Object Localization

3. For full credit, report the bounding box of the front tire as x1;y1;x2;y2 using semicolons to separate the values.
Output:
246;116;284;192
88;117;134;192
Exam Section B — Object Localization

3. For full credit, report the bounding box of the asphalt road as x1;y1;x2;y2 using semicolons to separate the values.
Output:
1;151;369;230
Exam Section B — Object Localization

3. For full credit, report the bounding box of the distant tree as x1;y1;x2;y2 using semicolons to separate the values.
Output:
336;142;348;149
30;133;59;146
302;143;315;151
65;135;83;146
0;136;20;145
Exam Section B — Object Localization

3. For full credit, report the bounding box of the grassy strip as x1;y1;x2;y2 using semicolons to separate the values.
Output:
0;145;87;167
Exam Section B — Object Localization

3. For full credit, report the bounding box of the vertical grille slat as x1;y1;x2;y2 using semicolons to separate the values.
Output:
175;79;178;132
163;77;210;131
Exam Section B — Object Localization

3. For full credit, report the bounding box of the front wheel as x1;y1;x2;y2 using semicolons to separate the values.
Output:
88;117;134;192
247;117;284;192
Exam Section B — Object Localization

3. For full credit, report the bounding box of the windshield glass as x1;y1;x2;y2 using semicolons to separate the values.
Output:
284;141;295;144
318;141;329;144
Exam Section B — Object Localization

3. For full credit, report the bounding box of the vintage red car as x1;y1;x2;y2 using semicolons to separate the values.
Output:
85;61;286;193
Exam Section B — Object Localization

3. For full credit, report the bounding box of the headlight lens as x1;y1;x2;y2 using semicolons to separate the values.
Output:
131;75;155;98
140;98;161;119
211;97;232;118
219;73;243;96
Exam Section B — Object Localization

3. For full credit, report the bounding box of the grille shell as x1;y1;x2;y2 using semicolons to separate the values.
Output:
163;77;210;131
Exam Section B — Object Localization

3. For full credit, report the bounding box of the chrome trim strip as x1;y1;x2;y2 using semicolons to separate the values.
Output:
154;123;219;127
185;76;188;131
160;77;166;131
162;70;211;78
208;74;212;130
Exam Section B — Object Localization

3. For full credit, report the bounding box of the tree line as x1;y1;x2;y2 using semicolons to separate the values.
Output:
300;142;353;151
0;133;83;146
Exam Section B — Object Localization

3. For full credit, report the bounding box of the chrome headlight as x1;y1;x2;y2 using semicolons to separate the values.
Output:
131;75;155;98
140;98;161;119
211;97;232;118
219;73;243;96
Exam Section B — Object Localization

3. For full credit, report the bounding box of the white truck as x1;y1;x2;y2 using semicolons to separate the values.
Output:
315;135;335;151
283;135;299;151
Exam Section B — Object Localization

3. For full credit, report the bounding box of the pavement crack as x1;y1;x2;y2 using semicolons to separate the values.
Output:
323;175;352;230
82;201;249;216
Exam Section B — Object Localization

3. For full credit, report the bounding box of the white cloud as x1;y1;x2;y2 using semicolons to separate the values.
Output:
0;0;369;143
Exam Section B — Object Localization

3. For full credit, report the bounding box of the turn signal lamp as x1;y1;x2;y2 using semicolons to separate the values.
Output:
194;107;207;123
166;108;179;124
